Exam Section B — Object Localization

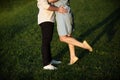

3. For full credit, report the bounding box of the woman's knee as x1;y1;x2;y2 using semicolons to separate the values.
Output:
59;36;67;42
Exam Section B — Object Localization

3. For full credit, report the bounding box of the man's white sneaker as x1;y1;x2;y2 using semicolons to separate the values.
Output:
50;60;62;64
43;64;57;70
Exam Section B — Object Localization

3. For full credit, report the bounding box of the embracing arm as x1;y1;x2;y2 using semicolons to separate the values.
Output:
48;5;59;11
37;0;66;13
47;0;67;13
47;0;59;11
48;5;67;13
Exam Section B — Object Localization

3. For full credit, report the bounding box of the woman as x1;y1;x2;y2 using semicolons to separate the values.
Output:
48;0;93;65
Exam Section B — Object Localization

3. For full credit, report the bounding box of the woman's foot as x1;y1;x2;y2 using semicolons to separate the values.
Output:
83;40;93;52
68;56;78;65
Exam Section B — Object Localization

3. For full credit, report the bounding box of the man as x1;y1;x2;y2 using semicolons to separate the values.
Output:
37;0;67;70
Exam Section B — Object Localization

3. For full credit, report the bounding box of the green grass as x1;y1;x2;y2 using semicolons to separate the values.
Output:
0;0;120;80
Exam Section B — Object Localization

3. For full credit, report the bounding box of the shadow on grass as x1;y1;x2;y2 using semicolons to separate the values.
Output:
54;45;68;61
79;7;120;46
54;7;120;60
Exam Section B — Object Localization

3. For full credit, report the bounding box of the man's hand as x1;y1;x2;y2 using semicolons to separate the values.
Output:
58;6;68;13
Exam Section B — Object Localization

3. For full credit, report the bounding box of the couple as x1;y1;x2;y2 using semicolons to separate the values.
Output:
37;0;93;70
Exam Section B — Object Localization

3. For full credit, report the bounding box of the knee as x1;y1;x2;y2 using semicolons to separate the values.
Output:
59;36;67;42
59;37;64;42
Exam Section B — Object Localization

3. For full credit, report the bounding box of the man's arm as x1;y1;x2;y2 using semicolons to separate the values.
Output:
37;0;67;13
47;5;59;11
48;5;67;13
47;0;59;11
47;0;67;13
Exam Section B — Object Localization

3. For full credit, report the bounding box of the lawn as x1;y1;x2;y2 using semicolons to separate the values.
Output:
0;0;120;80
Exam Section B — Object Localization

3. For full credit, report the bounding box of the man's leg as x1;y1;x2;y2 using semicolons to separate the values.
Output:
40;22;54;66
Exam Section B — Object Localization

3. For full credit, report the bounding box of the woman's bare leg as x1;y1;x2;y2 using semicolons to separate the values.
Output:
60;36;93;52
68;44;78;65
83;40;93;52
